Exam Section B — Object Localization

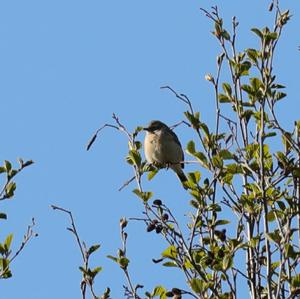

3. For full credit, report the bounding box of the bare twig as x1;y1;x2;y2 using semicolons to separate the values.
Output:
86;123;120;151
118;176;136;191
86;113;134;151
161;85;194;115
51;205;85;260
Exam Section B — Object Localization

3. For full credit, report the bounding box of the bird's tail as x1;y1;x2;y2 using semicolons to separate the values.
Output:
176;169;188;190
170;164;188;189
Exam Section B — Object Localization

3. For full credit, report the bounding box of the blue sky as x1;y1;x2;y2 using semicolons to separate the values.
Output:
1;1;299;298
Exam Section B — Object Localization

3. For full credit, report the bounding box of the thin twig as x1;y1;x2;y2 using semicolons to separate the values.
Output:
161;85;194;115
51;205;85;260
118;176;136;191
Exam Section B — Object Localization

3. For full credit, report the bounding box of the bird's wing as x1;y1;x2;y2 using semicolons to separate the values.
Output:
169;129;185;169
169;129;182;147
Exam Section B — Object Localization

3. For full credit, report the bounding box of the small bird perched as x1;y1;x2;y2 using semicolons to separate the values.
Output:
143;120;188;188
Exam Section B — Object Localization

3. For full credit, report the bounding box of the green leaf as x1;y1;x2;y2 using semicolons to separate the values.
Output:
249;237;259;248
223;255;233;270
4;161;12;172
5;182;16;198
282;133;293;153
8;169;17;179
285;244;297;260
22;160;34;168
242;102;255;107
241;84;254;95
187;171;201;184
272;83;286;89
127;150;141;167
183;258;193;270
207;203;222;212
251;28;263;40
246;48;259;63
152;285;167;298
194;152;208;167
222;83;232;96
245;143;259;159
277;201;286;210
189;199;199;209
266;231;281;244
101;288;111;299
275;92;286;102
219;149;234;160
250;77;263;91
107;255;118;263
194;111;200;121
221;30;230;40
262;144;271;157
265;31;278;44
119;257;129;269
242;110;254;123
214;21;222;35
184;111;200;128
263;132;276;139
148;169;159;181
186;140;196;154
228;239;244;251
0;213;7;220
199;123;210;138
79;266;88;275
215;220;230;226
212;155;223;168
134;141;142;150
162;245;177;260
134;126;144;133
162;261;178;267
4;234;13;251
222;173;233;185
132;189;153;202
91;266;102;276
293;168;300;178
88;244;101;255
239;61;252;76
190;278;203;293
276;151;288;168
292;274;300;288
186;141;209;168
0;258;12;278
218;94;231;103
266;210;276;222
226;163;242;174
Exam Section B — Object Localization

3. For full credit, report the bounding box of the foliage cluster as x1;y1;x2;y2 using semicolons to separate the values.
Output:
4;2;300;299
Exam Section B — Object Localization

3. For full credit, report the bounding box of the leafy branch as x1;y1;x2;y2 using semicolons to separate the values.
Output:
51;205;110;299
0;158;35;279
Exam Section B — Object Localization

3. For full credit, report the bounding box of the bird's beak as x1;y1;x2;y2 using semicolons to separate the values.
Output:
143;127;150;131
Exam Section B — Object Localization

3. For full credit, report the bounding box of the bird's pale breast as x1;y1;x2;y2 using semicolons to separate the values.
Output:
144;130;182;165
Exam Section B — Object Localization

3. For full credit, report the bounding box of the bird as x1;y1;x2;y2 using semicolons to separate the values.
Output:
143;120;188;188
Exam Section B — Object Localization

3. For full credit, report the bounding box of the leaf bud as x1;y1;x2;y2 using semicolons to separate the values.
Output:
205;74;215;83
119;217;128;230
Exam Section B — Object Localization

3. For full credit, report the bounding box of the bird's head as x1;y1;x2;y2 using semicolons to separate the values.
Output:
143;120;168;133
